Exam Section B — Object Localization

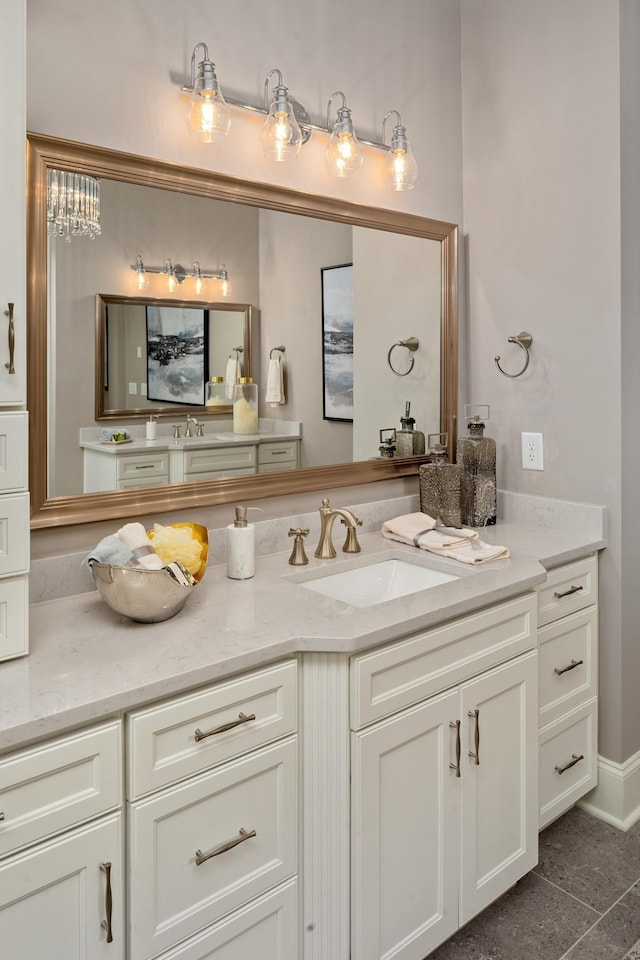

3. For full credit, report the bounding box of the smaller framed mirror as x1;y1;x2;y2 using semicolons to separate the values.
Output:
95;295;254;420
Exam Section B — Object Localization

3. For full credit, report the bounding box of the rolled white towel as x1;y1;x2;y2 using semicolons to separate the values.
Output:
382;512;509;564
115;522;163;569
265;355;285;406
225;356;240;399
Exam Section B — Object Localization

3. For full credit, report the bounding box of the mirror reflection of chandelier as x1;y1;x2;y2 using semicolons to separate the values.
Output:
47;168;101;241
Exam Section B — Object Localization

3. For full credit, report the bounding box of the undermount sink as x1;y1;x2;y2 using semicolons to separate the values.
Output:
298;557;460;608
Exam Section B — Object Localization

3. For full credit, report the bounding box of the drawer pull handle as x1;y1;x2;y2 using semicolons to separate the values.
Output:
0;812;4;821
449;720;461;777
554;753;584;775
194;711;256;741
554;658;584;676
100;861;114;943
4;303;15;375
134;464;155;470
195;827;256;865
468;709;480;765
554;584;583;599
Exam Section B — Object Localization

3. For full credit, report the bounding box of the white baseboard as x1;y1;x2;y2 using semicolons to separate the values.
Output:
578;750;640;831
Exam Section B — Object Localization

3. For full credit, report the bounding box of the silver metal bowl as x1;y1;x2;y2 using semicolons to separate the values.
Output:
90;562;198;623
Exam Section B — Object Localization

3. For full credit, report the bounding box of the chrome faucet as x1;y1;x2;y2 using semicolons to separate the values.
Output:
314;497;362;559
185;415;198;438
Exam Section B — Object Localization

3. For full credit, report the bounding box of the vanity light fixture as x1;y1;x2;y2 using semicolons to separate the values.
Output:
381;110;418;191
261;68;307;161
131;257;232;296
182;42;231;144
325;91;363;178
47;168;101;241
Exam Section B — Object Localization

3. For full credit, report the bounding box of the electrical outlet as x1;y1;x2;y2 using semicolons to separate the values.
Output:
522;432;544;470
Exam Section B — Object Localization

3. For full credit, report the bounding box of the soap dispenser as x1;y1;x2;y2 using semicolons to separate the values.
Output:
395;402;425;456
456;404;497;527
146;415;158;440
419;432;461;526
226;505;255;579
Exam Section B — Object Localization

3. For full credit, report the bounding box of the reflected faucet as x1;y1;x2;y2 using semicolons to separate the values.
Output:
185;415;198;438
314;497;363;559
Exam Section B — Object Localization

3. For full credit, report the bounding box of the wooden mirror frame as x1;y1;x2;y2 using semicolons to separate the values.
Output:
27;132;458;529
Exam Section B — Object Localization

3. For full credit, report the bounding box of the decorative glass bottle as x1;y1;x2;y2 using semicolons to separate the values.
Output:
205;375;227;408
456;404;497;527
395;401;425;456
419;433;461;526
232;377;259;435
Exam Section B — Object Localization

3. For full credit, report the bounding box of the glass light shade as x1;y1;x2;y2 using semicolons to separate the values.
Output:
187;88;231;144
47;168;101;241
383;142;418;191
220;275;231;297
325;129;363;178
261;104;302;161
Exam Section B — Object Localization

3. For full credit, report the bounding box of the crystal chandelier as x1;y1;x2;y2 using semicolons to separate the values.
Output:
47;168;101;241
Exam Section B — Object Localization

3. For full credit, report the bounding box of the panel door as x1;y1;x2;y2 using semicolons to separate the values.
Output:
0;812;124;959
351;688;459;960
0;0;26;405
459;650;538;924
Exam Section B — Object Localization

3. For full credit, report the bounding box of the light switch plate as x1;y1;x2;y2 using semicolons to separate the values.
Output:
522;432;543;470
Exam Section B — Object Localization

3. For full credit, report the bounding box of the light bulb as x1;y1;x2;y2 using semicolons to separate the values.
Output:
193;262;205;296
325;93;363;179
261;76;302;162
184;44;231;144
165;260;176;293
381;112;418;191
219;266;231;297
134;255;148;290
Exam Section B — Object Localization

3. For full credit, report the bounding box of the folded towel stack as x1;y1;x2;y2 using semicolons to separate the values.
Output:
265;354;285;406
115;522;164;569
225;356;241;399
382;512;509;564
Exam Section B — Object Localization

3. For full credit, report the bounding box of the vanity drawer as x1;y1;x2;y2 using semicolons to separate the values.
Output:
539;607;597;726
350;593;536;729
537;556;597;626
0;719;121;857
128;737;297;960
126;659;297;799
116;451;168;482
0;574;28;662
183;445;256;475
539;699;597;829
0;412;27;493
258;441;299;467
0;493;29;577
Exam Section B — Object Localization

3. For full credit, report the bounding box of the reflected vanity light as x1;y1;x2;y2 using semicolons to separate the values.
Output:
131;257;232;296
179;43;417;188
47;167;101;241
381;110;418;192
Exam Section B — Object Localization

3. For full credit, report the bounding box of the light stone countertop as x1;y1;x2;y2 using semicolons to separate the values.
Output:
0;506;607;754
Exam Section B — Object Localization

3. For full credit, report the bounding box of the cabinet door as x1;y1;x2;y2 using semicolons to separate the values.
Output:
0;812;124;959
459;650;538;924
0;0;26;406
351;689;459;960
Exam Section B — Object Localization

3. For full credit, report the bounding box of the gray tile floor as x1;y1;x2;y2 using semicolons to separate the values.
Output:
428;806;640;960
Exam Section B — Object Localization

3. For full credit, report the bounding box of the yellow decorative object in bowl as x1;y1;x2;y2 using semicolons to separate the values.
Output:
90;523;209;622
148;522;209;581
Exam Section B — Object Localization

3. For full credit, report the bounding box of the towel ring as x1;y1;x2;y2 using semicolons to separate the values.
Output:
495;332;532;379
388;337;419;376
270;345;286;358
231;346;244;359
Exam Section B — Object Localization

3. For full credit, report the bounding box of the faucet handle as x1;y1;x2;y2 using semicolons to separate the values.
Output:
341;516;362;554
173;424;181;439
196;422;204;437
288;527;309;566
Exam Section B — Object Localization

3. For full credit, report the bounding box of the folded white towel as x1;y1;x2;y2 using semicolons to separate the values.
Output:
265;355;285;406
382;512;509;564
115;522;163;569
225;356;240;400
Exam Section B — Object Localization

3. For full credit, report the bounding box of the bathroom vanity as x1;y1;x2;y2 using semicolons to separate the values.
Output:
0;509;604;959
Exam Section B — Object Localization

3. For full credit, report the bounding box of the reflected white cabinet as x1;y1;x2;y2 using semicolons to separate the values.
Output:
0;1;28;662
351;651;538;960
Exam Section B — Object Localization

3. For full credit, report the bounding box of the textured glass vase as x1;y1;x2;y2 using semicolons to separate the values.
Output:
419;433;461;527
456;406;497;527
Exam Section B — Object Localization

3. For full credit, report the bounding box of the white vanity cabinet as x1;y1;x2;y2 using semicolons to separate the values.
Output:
349;595;539;960
537;555;598;829
84;447;170;492
0;2;29;662
126;659;299;960
258;439;300;473
0;720;124;958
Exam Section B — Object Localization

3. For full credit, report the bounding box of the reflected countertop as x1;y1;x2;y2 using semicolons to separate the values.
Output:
1;515;605;752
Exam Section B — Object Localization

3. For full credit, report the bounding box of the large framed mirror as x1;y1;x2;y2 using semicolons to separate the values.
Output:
28;133;458;529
